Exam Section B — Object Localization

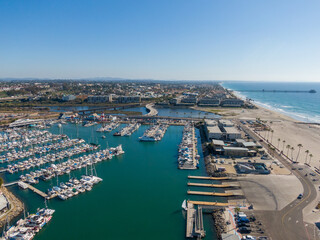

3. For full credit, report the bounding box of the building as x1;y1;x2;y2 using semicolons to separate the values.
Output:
204;119;218;127
169;98;178;105
212;139;225;154
220;98;244;107
181;97;197;104
219;119;234;127
206;126;223;140
223;127;241;141
235;162;270;174
116;96;141;103
198;98;220;107
62;95;76;101
223;147;249;157
240;141;257;149
87;95;112;103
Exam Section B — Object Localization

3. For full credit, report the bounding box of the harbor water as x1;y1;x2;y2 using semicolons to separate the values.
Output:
44;106;220;119
3;123;224;240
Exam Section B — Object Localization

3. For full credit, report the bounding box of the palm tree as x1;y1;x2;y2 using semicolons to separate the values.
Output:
296;144;303;162
282;140;286;152
270;130;274;144
304;150;309;163
291;147;295;160
309;154;313;164
277;138;281;149
286;144;291;156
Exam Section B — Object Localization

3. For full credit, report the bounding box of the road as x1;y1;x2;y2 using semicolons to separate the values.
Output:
239;121;319;240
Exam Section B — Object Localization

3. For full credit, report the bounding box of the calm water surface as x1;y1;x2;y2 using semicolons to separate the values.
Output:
45;106;219;119
3;124;222;240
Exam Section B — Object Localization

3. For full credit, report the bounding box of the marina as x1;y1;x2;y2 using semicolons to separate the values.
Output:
96;122;120;132
0;122;220;240
113;122;140;136
47;175;103;200
178;123;199;170
19;145;124;184
2;208;55;240
139;123;168;141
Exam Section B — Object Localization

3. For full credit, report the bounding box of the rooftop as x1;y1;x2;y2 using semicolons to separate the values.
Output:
223;126;240;134
207;126;222;133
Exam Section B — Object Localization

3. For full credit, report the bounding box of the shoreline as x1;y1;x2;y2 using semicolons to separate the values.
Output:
0;187;24;229
222;83;319;123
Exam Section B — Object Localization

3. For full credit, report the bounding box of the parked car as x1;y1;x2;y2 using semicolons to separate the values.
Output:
297;193;303;199
239;227;251;233
237;222;250;227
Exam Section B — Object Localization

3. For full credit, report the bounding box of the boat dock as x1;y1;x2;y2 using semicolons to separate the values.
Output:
187;182;239;188
186;202;206;239
22;182;48;198
188;176;231;180
3;181;19;187
187;200;230;207
187;191;238;197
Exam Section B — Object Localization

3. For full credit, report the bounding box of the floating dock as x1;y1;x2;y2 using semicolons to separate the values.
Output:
187;200;230;207
22;182;48;198
179;125;198;170
187;191;237;197
187;182;239;188
188;176;231;180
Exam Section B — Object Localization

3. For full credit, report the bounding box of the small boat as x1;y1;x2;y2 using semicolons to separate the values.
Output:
182;199;187;210
101;135;106;139
113;132;121;136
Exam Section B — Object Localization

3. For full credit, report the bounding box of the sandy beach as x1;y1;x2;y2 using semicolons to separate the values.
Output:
195;106;320;169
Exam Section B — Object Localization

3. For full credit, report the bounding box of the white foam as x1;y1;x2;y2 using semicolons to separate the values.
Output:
229;87;320;123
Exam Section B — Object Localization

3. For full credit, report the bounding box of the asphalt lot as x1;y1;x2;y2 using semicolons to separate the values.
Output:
239;174;303;211
239;121;319;240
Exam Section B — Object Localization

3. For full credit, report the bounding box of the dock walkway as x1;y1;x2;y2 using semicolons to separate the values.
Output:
187;182;238;188
22;182;48;198
188;176;231;180
3;181;19;187
187;190;237;197
187;200;230;207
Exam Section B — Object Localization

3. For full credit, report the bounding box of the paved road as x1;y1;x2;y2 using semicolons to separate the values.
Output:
239;121;318;240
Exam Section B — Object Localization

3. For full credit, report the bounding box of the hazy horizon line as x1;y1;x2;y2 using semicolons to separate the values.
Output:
0;77;319;83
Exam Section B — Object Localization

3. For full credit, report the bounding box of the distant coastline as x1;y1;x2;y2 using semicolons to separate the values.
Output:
221;82;320;123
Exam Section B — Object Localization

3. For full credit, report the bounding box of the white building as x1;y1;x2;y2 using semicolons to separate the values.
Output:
204;119;218;127
224;127;241;140
219;119;234;127
206;126;223;140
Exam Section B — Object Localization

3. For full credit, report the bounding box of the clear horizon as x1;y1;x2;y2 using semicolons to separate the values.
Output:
1;0;320;82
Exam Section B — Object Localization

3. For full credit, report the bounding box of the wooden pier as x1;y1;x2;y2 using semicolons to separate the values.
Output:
186;202;206;239
188;176;231;180
187;200;230;207
187;190;236;197
23;182;48;198
187;182;237;188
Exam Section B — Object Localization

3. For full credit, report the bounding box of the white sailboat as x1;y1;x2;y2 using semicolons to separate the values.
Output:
182;199;187;210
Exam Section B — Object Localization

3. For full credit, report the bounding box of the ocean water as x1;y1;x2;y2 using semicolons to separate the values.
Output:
3;124;221;240
222;81;320;123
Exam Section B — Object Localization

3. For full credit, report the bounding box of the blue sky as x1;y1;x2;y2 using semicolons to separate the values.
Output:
1;0;320;81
